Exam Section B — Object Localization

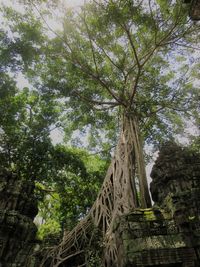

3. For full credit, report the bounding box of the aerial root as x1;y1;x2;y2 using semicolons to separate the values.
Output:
39;116;147;267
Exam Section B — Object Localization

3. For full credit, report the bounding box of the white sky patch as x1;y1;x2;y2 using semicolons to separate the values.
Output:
0;0;86;6
0;0;25;12
50;128;64;145
16;73;31;89
64;0;86;7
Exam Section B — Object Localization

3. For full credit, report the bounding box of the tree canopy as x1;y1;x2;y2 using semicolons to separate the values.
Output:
1;0;199;150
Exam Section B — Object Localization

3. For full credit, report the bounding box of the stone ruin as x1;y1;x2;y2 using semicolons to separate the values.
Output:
0;142;200;267
114;142;200;267
0;170;40;267
184;0;200;20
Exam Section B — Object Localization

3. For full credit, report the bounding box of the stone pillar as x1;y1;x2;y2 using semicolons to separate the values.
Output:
190;0;200;20
183;0;200;20
150;142;200;225
150;142;200;267
0;170;39;266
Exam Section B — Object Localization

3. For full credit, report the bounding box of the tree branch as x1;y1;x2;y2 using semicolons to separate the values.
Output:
148;0;158;45
122;24;141;68
174;42;200;51
129;68;141;108
92;39;127;79
33;1;125;107
139;6;186;68
71;89;120;107
81;11;99;76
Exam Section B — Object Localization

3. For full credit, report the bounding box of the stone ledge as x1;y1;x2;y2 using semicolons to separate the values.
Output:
126;247;197;266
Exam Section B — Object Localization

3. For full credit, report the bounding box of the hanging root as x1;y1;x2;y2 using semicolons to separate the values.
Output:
39;115;151;267
39;216;95;267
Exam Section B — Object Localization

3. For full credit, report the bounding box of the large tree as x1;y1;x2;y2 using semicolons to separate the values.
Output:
35;1;199;266
1;0;200;266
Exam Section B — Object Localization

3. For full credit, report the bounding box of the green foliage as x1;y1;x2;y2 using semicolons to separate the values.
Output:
3;0;197;150
0;25;107;233
36;218;61;240
0;75;106;238
0;7;45;73
0;81;60;179
188;136;200;153
36;145;108;234
1;0;199;149
0;16;62;179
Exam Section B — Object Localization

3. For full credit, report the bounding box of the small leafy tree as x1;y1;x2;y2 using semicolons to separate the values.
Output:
36;146;108;239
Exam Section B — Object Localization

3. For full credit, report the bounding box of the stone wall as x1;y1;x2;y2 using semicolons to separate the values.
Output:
190;0;200;20
114;143;200;267
150;142;200;227
0;170;40;267
184;0;200;20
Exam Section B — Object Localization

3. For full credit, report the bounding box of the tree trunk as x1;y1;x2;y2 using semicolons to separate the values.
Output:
130;116;152;208
91;114;151;230
39;114;151;267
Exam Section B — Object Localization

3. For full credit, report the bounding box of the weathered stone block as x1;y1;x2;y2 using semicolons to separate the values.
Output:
0;171;39;266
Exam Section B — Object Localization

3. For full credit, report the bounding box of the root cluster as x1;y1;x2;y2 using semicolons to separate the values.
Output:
39;116;151;267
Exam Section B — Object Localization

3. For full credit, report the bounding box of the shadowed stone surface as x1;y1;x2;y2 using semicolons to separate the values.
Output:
190;0;200;20
184;0;200;20
0;171;40;267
